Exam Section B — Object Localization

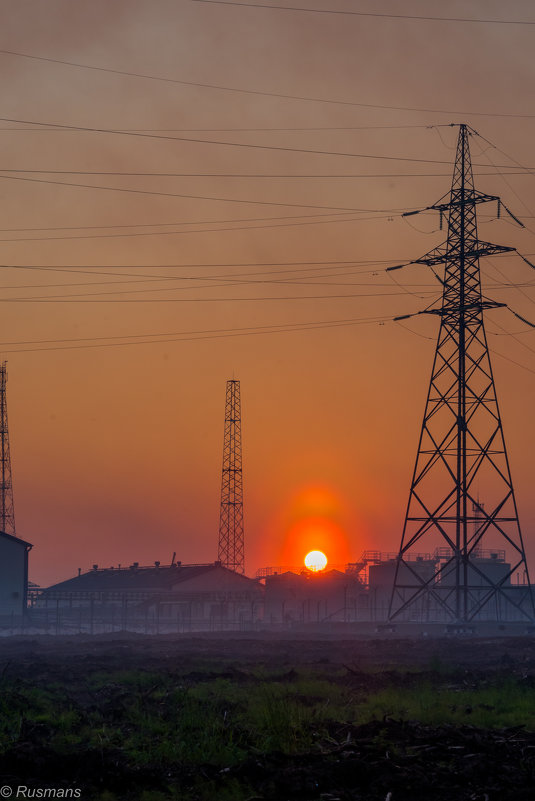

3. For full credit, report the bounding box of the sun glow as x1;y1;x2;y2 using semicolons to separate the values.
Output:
304;550;328;572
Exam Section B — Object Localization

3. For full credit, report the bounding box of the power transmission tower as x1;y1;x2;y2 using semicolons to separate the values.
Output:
388;124;533;623
218;379;245;574
0;362;16;536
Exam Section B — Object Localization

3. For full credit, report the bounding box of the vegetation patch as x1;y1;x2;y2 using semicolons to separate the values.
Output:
1;638;535;800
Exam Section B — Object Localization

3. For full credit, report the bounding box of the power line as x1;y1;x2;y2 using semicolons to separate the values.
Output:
0;218;316;234
0;260;399;293
0;262;403;295
1;52;534;118
0;211;401;244
486;258;535;310
494;314;535;357
0;211;358;236
0;313;384;346
1;309;533;376
2;276;524;293
0;253;446;288
6;115;535;167
0;269;444;294
0;123;447;133
3;252;528;275
4;116;526;164
0;172;395;213
0;261;384;288
1;209;531;245
0;313;389;354
0;275;439;292
1;257;389;270
2;117;534;168
193;1;535;26
0;288;439;303
0;201;531;238
472;131;535;238
0;259;398;286
1;168;529;178
465;131;535;176
491;347;535;376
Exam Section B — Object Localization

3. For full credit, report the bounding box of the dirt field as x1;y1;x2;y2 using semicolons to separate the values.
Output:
1;631;535;800
3;626;535;669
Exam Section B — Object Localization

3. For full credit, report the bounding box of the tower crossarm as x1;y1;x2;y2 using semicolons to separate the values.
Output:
387;242;514;273
396;299;507;323
421;300;507;318
428;191;501;214
417;242;514;267
403;191;524;229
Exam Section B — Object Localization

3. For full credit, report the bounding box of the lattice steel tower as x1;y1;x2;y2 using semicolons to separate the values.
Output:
0;361;16;536
389;124;533;623
218;379;245;574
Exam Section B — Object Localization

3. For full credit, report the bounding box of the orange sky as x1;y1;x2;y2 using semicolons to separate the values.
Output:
0;0;534;585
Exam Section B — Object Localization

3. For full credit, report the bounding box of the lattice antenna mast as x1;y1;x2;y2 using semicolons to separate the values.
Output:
388;124;533;623
0;362;16;536
218;379;245;573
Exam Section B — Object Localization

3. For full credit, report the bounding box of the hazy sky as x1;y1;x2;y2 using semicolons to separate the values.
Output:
1;0;534;585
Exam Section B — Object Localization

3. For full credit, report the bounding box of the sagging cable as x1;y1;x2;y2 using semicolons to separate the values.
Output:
503;203;525;228
519;253;535;269
510;309;535;329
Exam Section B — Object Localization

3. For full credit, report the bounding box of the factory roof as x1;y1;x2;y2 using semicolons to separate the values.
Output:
43;561;258;594
0;529;33;549
267;568;350;581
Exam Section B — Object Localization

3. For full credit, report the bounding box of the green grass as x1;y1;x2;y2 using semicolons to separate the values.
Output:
355;679;535;730
3;668;534;752
1;662;533;799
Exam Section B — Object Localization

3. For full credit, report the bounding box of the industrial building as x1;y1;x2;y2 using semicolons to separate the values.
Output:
367;548;534;623
368;554;436;621
263;567;369;625
23;545;535;633
35;560;264;632
255;547;533;627
0;530;32;619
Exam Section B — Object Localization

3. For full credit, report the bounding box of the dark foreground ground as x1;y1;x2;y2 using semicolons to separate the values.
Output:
1;631;535;800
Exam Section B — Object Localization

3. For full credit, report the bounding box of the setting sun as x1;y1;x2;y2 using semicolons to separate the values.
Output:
304;550;328;572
